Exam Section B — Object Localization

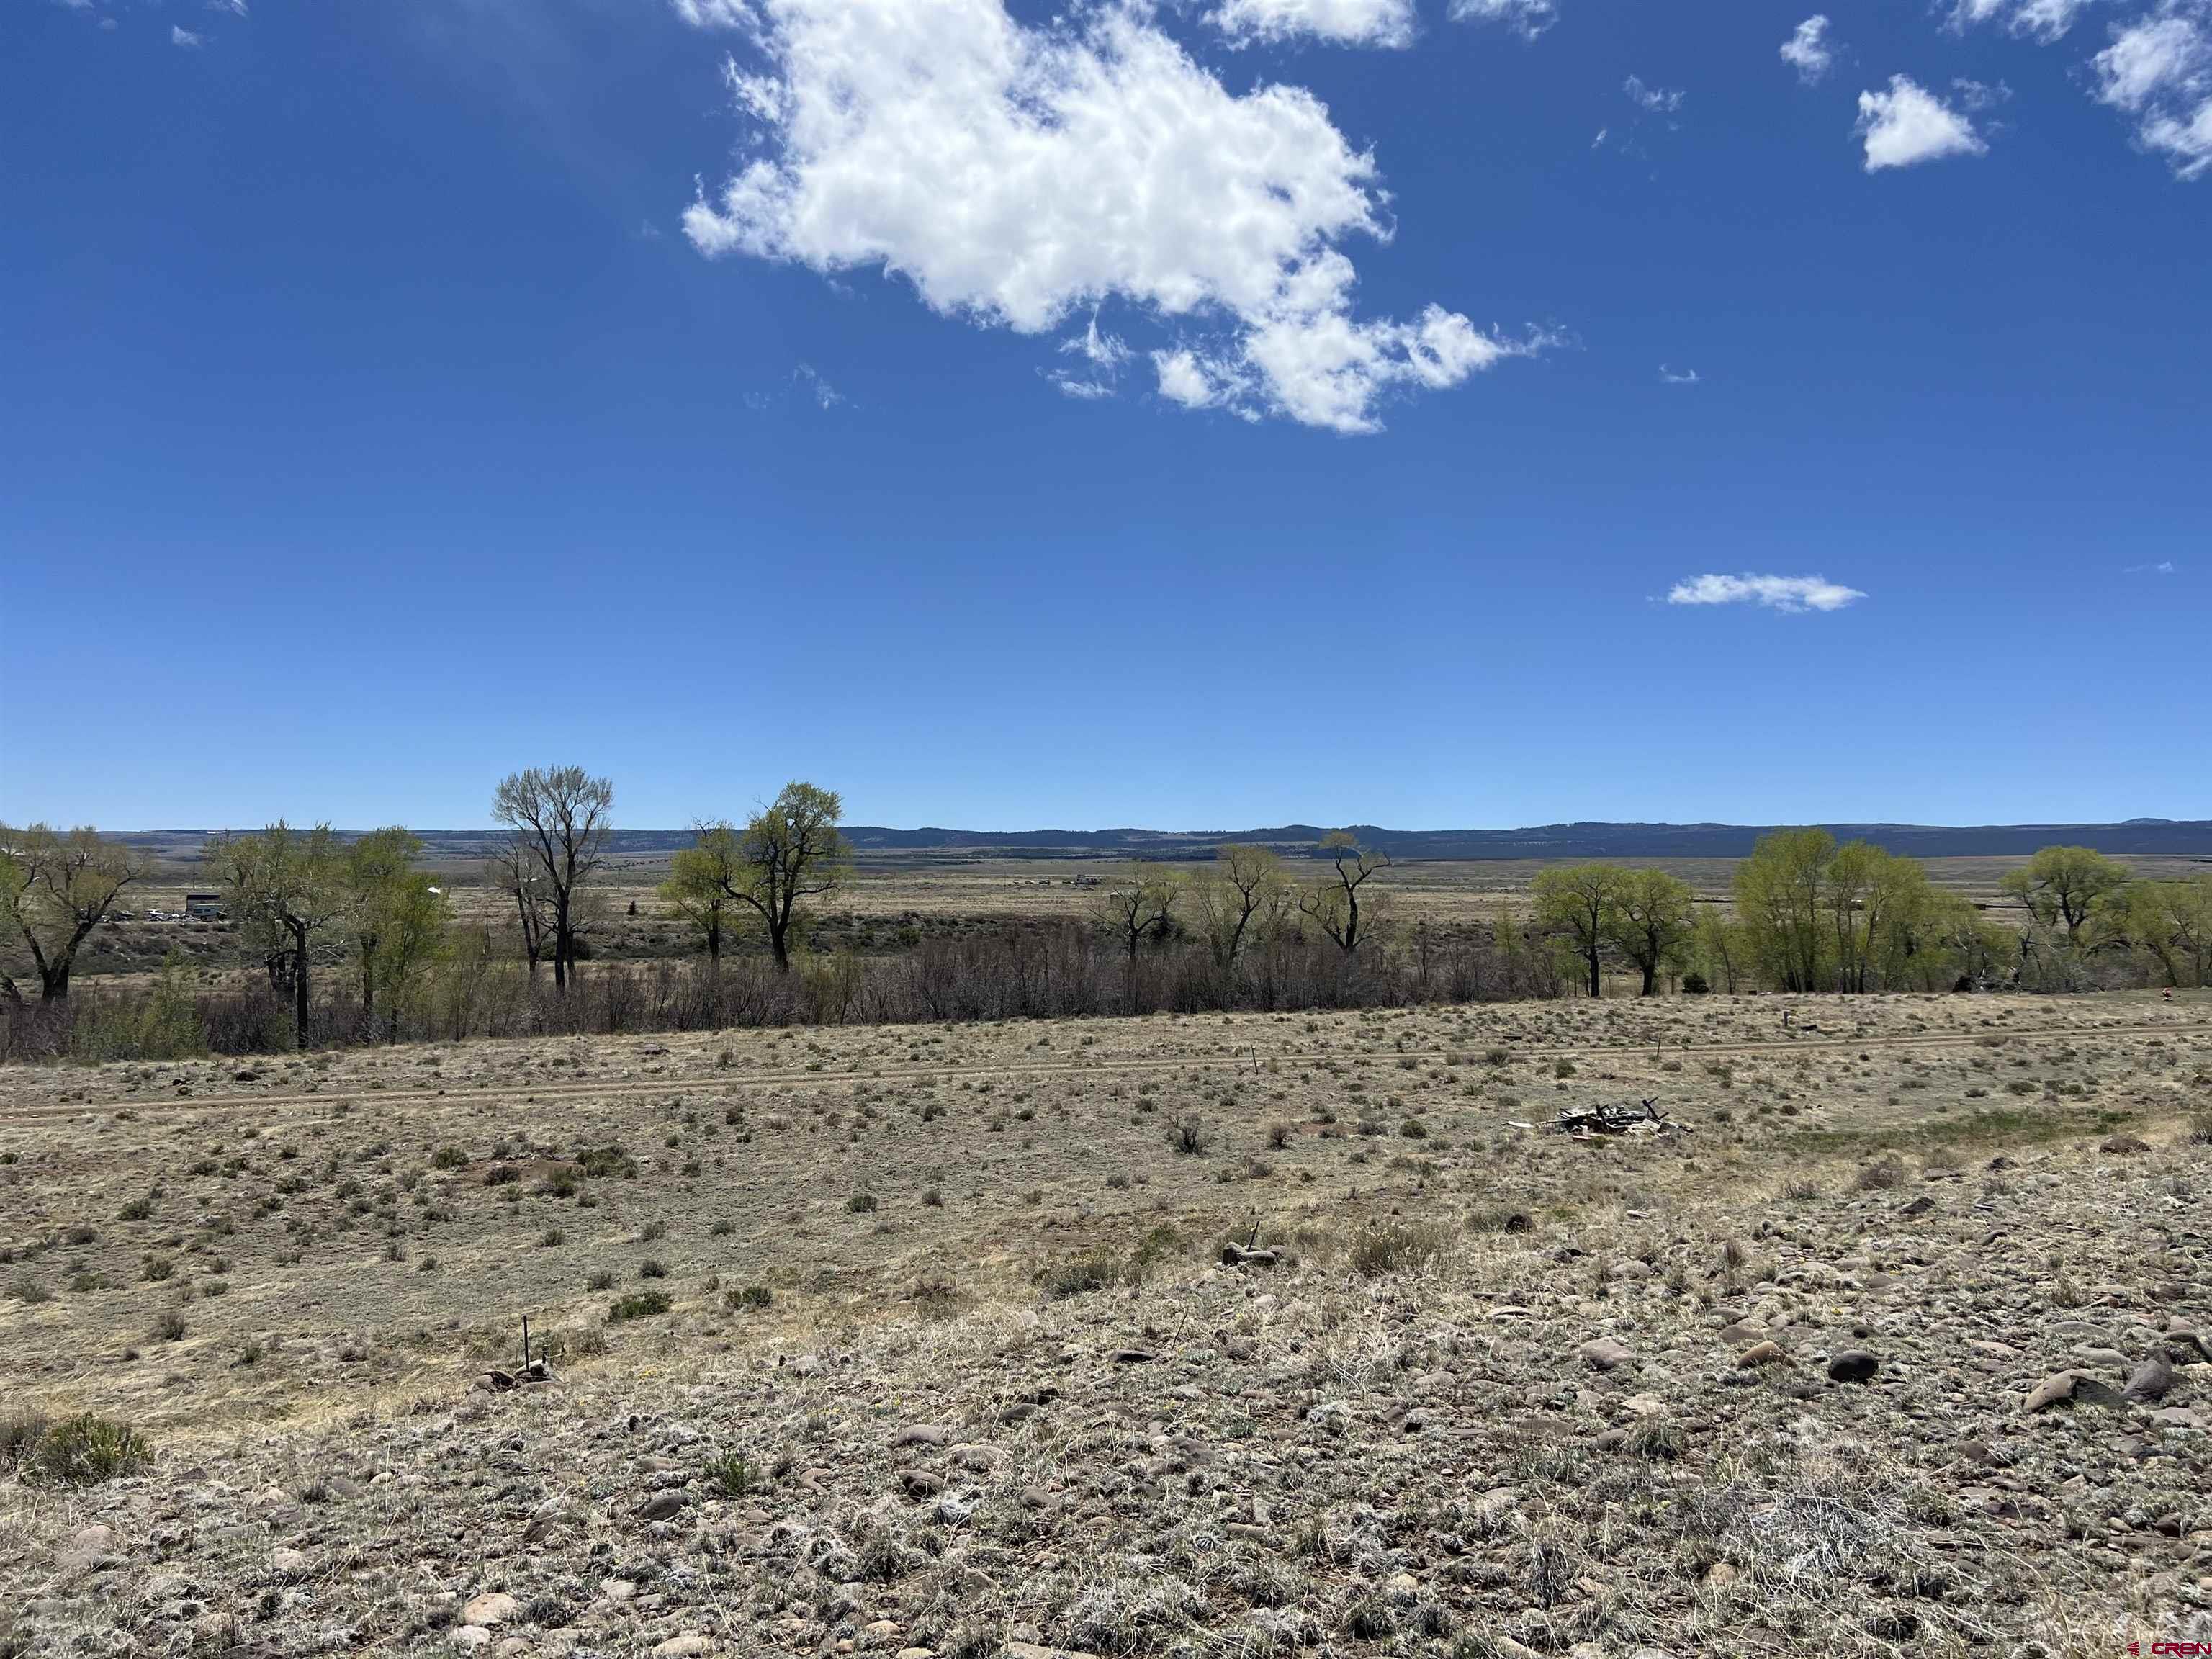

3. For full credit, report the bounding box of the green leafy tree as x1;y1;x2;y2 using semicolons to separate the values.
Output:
1691;909;1746;993
2116;876;2212;987
1606;868;1696;997
2000;845;2131;947
205;822;344;1043
1734;828;1837;992
491;766;613;991
0;824;143;1004
1297;832;1390;954
723;782;850;972
342;828;449;1030
662;823;744;963
1533;862;1627;997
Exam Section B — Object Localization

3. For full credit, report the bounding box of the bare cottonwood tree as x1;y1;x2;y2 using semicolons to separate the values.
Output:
491;766;613;991
1192;843;1287;970
0;824;143;1004
487;836;554;977
1298;831;1389;954
1100;863;1182;965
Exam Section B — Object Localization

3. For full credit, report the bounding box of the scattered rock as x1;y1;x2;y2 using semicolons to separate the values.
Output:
1827;1350;1880;1384
2123;1358;2176;1403
1578;1339;1635;1372
635;1491;688;1522
462;1593;518;1627
652;1637;714;1658
2023;1370;2128;1413
1735;1341;1787;1368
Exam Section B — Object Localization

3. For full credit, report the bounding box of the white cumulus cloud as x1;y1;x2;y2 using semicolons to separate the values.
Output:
1211;0;1417;49
679;0;1532;432
1665;574;1866;613
171;24;202;46
1855;75;1987;170
1447;0;1556;41
1781;15;1835;84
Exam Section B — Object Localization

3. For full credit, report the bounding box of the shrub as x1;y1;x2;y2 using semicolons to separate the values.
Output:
150;1312;186;1343
1853;1154;1908;1191
845;1192;876;1214
22;1414;152;1485
607;1290;673;1323
1164;1116;1215;1155
724;1284;773;1310
577;1144;637;1179
431;1147;467;1171
1042;1246;1120;1298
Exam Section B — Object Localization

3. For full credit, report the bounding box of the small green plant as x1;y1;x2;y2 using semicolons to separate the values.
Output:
431;1146;467;1171
724;1284;773;1310
606;1290;673;1323
704;1448;756;1496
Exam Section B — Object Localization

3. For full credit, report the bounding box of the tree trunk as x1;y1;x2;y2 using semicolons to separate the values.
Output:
41;961;72;1001
290;917;311;1044
1586;947;1601;999
1640;962;1657;997
769;924;790;973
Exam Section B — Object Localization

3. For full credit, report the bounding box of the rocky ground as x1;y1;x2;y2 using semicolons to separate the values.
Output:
2;992;2208;1658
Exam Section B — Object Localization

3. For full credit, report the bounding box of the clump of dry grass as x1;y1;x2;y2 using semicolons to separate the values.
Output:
1349;1220;1447;1277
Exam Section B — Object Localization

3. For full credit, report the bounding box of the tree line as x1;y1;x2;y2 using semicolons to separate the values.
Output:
4;789;2208;1064
1530;830;2208;997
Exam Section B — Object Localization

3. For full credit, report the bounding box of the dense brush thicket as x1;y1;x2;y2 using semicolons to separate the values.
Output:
0;925;1563;1062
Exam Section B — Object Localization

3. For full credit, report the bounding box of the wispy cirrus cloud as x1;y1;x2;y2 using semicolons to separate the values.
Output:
1447;0;1556;42
2093;2;2212;179
1210;0;1417;49
1665;573;1866;613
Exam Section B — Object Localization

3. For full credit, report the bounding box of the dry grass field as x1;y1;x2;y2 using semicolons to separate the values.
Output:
3;990;2210;1657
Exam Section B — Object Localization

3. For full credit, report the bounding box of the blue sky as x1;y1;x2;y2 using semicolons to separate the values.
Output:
4;0;2206;832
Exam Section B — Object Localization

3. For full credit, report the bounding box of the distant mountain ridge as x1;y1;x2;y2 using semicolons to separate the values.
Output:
111;820;2212;863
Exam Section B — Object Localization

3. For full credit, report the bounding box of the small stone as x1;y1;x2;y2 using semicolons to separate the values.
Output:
1578;1339;1634;1372
2123;1358;2176;1403
889;1425;950;1449
652;1637;714;1658
453;1629;492;1650
599;1579;637;1603
1827;1350;1880;1385
897;1468;944;1498
1108;1349;1156;1364
1735;1341;1787;1368
462;1594;519;1627
636;1491;688;1522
